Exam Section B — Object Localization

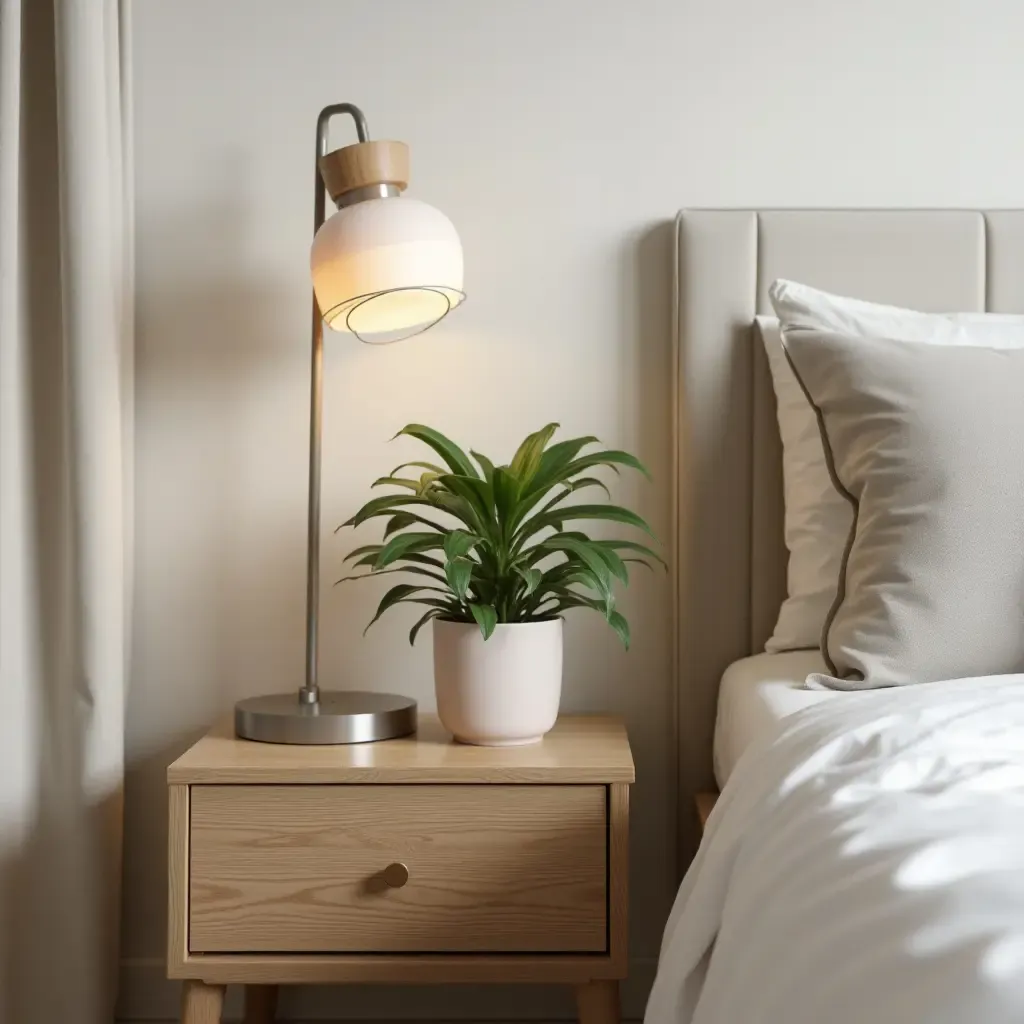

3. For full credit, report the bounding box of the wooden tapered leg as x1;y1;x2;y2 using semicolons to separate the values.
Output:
575;980;620;1024
243;984;279;1024
181;980;225;1024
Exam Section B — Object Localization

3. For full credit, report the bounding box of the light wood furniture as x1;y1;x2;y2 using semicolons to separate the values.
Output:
168;714;634;1024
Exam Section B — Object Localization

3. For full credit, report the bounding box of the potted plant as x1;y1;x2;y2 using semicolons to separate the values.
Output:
337;423;661;745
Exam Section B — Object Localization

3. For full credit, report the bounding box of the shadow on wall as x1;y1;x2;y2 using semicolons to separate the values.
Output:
620;221;682;938
634;220;690;872
132;192;310;697
123;181;312;980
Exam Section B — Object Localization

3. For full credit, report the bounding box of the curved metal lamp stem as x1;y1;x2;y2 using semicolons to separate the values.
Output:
234;101;419;744
300;103;369;706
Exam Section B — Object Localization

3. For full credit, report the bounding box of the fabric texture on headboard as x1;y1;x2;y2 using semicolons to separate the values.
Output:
673;209;1024;868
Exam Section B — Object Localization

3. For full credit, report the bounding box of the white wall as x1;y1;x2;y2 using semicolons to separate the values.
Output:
124;0;1024;1019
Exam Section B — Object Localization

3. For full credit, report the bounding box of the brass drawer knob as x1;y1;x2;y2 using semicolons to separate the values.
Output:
382;862;409;889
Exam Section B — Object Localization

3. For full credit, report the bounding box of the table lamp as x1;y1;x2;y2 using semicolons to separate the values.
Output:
235;102;464;744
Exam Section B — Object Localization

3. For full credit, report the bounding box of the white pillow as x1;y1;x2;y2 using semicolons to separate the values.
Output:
760;279;1024;653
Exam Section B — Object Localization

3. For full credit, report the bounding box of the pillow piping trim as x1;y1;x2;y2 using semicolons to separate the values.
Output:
778;327;860;682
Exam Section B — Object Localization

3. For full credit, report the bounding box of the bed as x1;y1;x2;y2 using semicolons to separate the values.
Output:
712;649;829;787
673;208;1024;840
660;209;1024;1023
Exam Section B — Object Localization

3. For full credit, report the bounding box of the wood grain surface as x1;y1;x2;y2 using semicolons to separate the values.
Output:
168;715;634;786
608;783;630;973
576;979;621;1024
318;140;409;200
180;980;225;1024
167;784;190;974
169;951;623;984
189;784;607;954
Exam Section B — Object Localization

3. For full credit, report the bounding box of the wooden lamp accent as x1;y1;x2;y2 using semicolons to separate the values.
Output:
318;140;410;203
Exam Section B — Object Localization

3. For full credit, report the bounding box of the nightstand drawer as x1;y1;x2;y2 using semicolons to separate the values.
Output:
188;784;607;953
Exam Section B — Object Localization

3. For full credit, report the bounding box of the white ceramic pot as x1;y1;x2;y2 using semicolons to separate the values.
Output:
432;618;563;746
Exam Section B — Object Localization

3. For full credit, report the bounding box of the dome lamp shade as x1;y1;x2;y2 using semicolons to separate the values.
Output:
310;137;464;343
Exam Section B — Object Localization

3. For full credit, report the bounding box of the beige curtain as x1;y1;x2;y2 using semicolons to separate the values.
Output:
0;1;132;1021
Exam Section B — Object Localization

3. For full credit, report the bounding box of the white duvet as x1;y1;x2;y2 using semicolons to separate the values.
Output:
646;675;1024;1024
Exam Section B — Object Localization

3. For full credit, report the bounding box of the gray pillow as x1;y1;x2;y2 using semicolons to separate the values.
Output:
781;327;1024;689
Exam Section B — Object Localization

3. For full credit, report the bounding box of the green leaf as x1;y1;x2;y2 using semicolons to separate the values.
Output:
564;476;611;500
343;494;440;528
540;535;614;597
521;561;600;601
416;471;441;494
527;503;654;538
518;476;615;530
600;539;667;568
383;512;417;539
387;460;446;478
342;543;382;562
375;531;444;568
408;609;440;646
437;474;495;534
593;543;629;583
514;530;589;568
445;556;474;601
469;602;498;640
372;477;420;491
515;566;542;596
560;572;616;612
538;589;604;615
423;489;483;531
444;529;480;562
508;435;604;531
546;594;630;648
492;466;520;533
350;551;383;569
358;549;446;571
471;450;496;484
525;435;601;497
393;424;478;478
364;584;444;634
607;610;630;649
334;565;447;587
523;486;575;529
401;551;447;569
563;450;651;480
509;423;559;485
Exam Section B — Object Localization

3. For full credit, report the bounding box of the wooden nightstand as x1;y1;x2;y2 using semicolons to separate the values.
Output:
167;714;634;1024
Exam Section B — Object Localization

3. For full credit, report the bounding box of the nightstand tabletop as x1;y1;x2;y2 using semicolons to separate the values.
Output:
168;713;634;785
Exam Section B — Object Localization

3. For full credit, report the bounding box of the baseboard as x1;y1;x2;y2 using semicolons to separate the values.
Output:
116;957;657;1022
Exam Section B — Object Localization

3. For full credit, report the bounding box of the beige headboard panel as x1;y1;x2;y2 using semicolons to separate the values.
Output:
673;209;1024;862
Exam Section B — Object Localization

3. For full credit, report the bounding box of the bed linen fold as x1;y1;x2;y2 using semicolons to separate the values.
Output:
647;675;1024;1024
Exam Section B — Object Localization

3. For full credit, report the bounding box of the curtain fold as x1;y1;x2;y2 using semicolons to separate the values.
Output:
0;0;132;1021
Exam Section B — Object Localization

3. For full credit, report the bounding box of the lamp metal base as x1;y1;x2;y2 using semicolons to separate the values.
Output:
234;691;417;745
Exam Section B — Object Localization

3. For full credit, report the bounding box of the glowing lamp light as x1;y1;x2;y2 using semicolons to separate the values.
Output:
311;196;464;343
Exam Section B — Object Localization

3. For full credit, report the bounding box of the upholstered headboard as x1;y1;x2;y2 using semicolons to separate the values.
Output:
673;209;1024;863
